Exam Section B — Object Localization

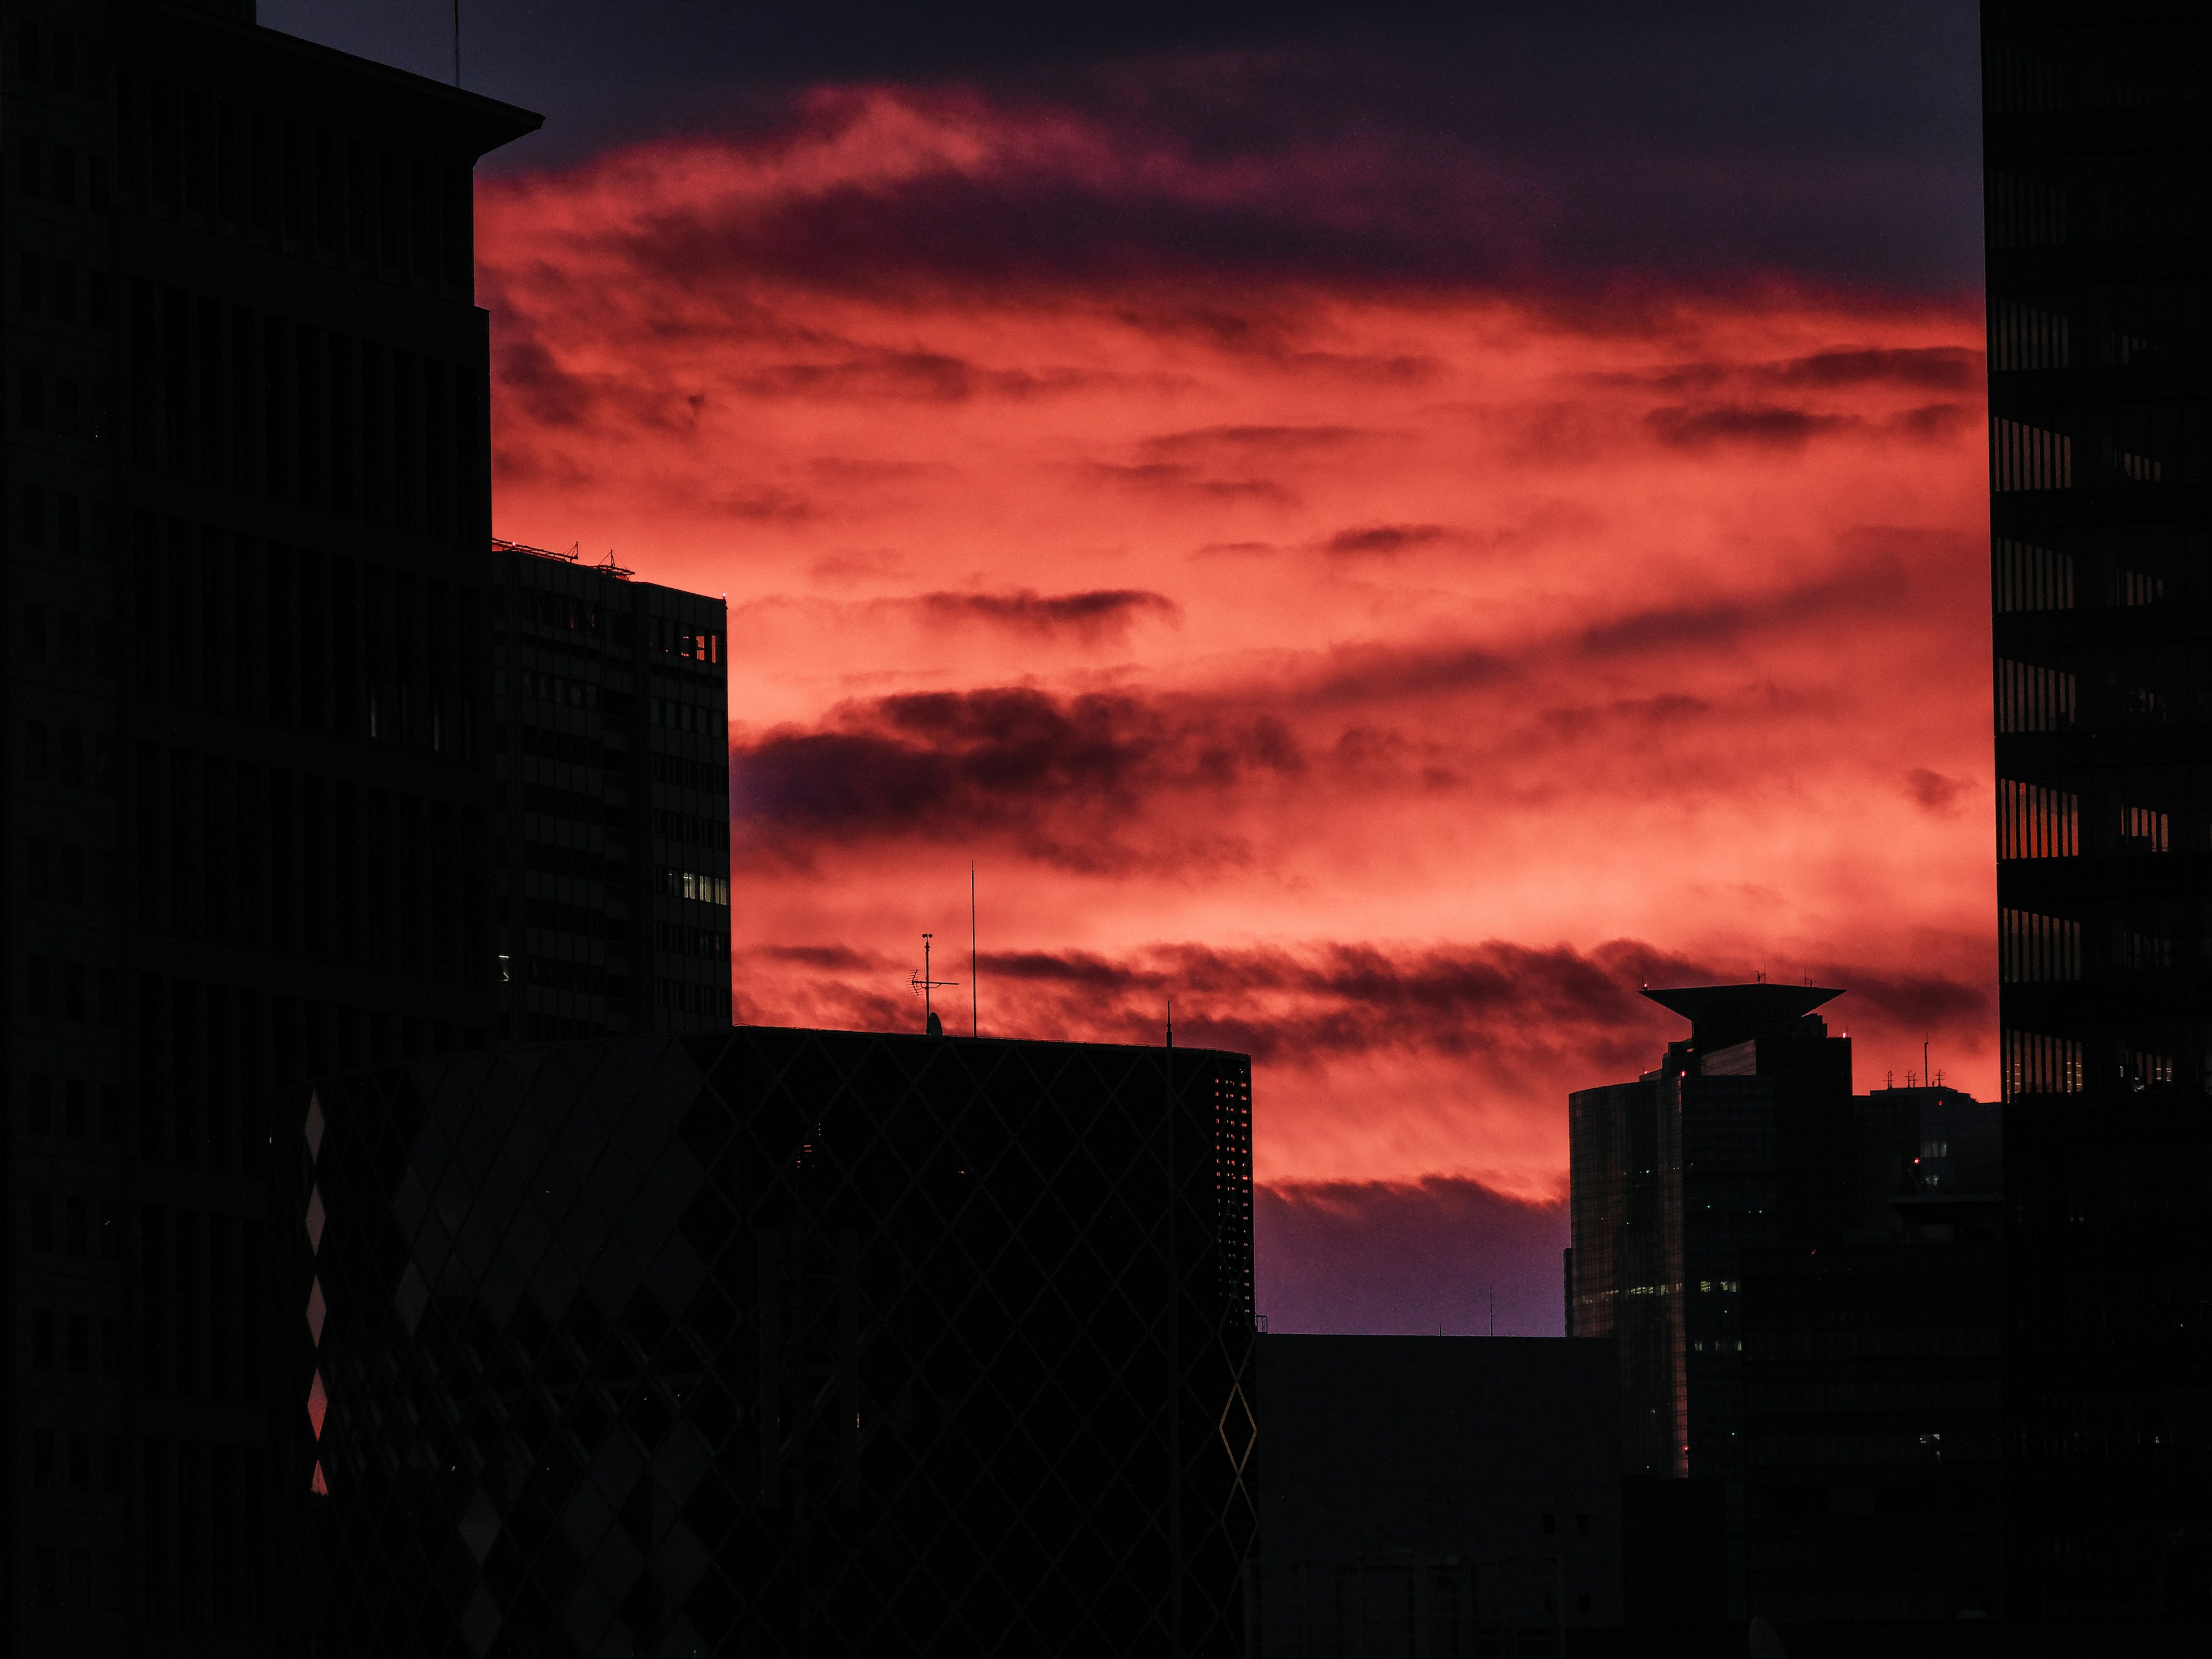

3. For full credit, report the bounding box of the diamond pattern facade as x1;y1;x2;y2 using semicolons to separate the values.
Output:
291;1028;1256;1655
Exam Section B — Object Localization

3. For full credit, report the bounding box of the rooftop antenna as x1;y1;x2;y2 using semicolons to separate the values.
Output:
969;865;978;1038
1166;997;1173;1050
453;1;461;86
1923;1038;1930;1086
910;933;957;1036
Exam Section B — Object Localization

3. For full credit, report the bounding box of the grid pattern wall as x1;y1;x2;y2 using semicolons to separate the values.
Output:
298;1029;1256;1656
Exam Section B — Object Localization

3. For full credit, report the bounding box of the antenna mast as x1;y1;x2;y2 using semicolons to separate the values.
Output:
453;1;461;86
908;933;957;1034
970;866;978;1038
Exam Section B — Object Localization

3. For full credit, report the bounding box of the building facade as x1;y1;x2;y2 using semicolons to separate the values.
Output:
1982;0;2212;1619
298;1028;1258;1656
489;538;730;1043
1742;1220;2005;1624
1249;1334;1623;1653
1566;983;1853;1620
2;3;538;1649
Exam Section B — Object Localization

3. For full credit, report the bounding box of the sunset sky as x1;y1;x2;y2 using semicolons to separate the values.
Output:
274;1;1990;1335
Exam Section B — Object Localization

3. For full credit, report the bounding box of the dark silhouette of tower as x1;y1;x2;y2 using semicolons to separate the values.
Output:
488;539;732;1041
1983;0;2212;1620
1566;982;1852;1623
2;4;538;1647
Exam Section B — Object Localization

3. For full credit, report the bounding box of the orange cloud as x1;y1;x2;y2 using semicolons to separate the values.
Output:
479;87;1995;1199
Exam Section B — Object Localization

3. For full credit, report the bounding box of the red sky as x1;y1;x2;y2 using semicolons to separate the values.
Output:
472;82;1991;1332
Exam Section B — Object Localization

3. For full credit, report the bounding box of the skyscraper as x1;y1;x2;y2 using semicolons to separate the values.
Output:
3;5;537;1646
1982;0;2212;1619
1566;982;1852;1620
489;538;731;1043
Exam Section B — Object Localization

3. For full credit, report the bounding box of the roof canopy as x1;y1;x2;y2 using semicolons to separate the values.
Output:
1641;983;1843;1049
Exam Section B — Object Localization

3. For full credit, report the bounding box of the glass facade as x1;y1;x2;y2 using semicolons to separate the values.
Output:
1984;2;2212;1618
1567;985;1852;1619
1984;2;2211;1094
294;1028;1257;1654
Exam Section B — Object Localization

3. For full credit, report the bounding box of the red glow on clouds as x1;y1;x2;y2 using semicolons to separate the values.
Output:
480;88;1992;1221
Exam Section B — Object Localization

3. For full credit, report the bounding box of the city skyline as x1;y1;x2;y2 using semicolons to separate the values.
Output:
266;2;1992;1338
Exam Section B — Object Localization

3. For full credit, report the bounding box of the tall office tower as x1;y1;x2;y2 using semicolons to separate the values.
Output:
1982;1;2212;1620
2;4;537;1649
1566;983;1851;1620
299;1028;1258;1656
488;539;730;1042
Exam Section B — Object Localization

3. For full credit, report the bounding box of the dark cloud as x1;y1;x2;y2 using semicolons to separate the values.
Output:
272;3;1978;294
912;587;1180;638
1256;1178;1566;1338
972;937;1709;1072
1764;346;1981;390
1078;461;1299;504
1577;559;1905;658
1645;403;1859;450
1141;424;1373;457
1323;523;1455;558
732;687;1304;866
1619;345;1983;398
1903;766;1968;813
754;931;1993;1084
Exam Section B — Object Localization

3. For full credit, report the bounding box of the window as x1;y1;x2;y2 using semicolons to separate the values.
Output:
25;954;50;1014
65;1197;86;1256
18;132;41;195
102;1317;124;1377
101;1203;120;1261
31;1191;53;1251
1577;1513;1591;1536
25;1073;52;1132
2001;909;2082;983
52;258;75;321
64;1079;85;1137
31;1309;54;1369
104;1433;128;1493
22;484;44;544
69;1430;89;1489
56;376;77;436
33;1547;57;1611
18;250;38;312
21;364;43;426
52;144;74;206
58;609;79;668
57;726;80;785
63;961;85;1021
1543;1513;1556;1536
26;836;50;898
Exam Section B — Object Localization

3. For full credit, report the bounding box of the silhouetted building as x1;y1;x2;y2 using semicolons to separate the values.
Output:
3;4;539;1649
1566;983;1853;1619
1983;0;2212;1619
296;1027;1257;1655
1742;1209;2005;1624
1249;1335;1622;1651
489;539;730;1041
1849;1081;2001;1237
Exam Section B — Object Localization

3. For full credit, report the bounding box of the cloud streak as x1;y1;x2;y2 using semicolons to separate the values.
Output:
478;86;1996;1222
